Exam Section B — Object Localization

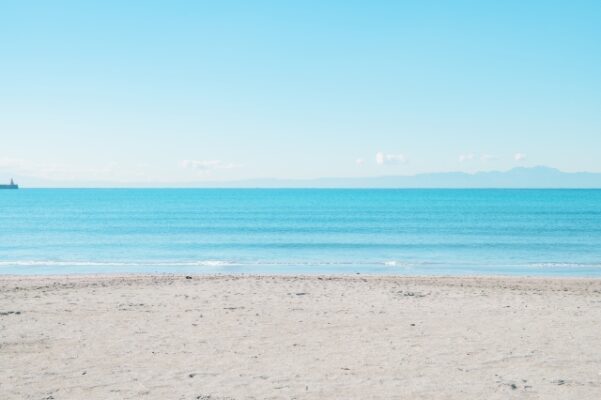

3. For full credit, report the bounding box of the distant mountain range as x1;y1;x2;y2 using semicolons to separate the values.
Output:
3;166;601;188
209;166;601;188
218;167;601;188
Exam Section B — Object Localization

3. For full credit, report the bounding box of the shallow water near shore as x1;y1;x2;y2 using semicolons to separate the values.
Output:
2;189;601;276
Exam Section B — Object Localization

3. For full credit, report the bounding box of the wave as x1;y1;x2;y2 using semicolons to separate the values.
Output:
1;260;600;270
383;260;416;267
528;262;601;268
0;259;418;268
0;260;235;267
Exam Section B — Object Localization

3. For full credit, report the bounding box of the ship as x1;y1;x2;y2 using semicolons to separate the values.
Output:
0;178;19;189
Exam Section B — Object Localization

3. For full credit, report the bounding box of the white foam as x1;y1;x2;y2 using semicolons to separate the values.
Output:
383;260;415;267
0;260;236;268
529;262;601;269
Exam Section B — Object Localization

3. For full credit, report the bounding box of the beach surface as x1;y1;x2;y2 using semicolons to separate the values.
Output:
1;275;601;399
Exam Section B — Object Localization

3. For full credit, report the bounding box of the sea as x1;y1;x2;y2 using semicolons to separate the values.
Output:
1;189;601;276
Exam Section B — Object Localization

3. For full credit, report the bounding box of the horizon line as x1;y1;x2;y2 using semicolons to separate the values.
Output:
5;166;601;189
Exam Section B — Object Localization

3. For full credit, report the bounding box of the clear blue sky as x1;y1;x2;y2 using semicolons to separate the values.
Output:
1;1;600;184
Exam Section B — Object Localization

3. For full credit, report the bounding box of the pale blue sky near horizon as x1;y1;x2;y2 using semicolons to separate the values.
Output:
1;1;600;184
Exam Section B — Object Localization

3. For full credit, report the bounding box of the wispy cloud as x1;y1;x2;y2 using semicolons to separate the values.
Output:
180;159;241;172
480;154;498;162
458;153;475;162
375;152;406;166
514;152;527;161
459;153;503;163
0;157;31;171
0;157;122;181
355;158;365;166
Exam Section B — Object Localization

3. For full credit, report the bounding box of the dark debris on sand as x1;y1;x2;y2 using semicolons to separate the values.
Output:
0;311;21;316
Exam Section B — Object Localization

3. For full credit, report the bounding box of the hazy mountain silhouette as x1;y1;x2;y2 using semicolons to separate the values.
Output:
3;166;601;188
215;166;601;188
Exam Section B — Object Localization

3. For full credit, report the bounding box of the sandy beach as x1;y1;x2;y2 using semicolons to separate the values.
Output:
1;275;601;399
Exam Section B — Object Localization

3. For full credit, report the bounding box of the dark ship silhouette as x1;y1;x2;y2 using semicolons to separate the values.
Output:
0;178;18;189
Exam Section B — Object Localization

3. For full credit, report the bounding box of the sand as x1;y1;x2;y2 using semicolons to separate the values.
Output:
1;274;601;399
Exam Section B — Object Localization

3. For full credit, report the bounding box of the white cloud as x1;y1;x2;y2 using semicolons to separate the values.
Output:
458;153;475;162
514;152;527;162
0;157;29;171
180;159;241;172
0;157;123;181
480;154;498;162
0;158;65;178
355;158;365;166
376;152;406;165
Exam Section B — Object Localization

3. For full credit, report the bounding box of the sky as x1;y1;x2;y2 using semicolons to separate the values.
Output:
1;1;600;184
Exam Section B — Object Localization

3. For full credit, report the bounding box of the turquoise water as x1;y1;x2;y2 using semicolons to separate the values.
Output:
1;189;601;276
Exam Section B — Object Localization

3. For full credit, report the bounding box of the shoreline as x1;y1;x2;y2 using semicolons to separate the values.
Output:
3;273;601;290
2;274;601;399
3;272;601;279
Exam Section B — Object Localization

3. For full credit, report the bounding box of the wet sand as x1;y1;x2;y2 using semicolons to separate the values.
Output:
1;274;601;399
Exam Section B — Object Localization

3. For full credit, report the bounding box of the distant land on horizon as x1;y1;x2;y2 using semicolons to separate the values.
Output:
3;166;601;189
